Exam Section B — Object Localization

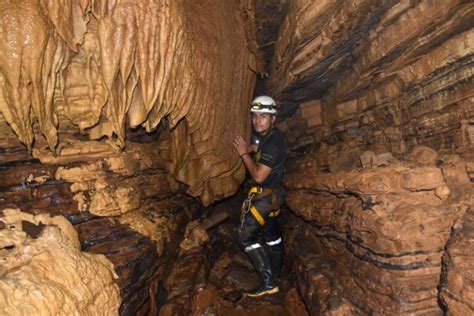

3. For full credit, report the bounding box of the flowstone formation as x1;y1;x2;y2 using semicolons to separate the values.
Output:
0;130;203;314
0;209;121;315
0;0;259;206
0;0;259;313
1;0;474;314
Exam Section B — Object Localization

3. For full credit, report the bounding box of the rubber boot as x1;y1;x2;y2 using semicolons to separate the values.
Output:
245;246;279;297
267;243;283;283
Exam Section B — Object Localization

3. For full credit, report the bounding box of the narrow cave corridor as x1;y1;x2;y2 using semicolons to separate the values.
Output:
1;0;474;315
158;191;303;315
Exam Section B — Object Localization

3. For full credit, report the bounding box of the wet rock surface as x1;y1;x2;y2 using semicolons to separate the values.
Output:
0;0;259;206
160;192;308;316
283;146;474;315
0;209;121;315
1;1;473;314
0;134;201;315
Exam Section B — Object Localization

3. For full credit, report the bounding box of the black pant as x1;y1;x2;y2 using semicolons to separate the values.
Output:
238;189;285;251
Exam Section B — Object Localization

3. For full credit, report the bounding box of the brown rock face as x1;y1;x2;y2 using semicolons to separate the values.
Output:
268;1;474;315
284;152;473;314
0;1;258;311
0;130;202;314
1;0;474;314
0;0;258;206
270;0;474;152
440;207;474;315
0;209;121;315
267;4;474;311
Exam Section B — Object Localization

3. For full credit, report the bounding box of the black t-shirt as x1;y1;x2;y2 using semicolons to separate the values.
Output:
254;128;287;189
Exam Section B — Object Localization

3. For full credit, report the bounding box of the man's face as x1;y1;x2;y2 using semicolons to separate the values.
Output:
252;112;275;135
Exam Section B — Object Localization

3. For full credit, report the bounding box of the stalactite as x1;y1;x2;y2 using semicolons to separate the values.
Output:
0;0;258;205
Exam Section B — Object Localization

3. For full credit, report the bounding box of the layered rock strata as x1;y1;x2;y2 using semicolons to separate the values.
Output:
270;0;474;155
252;0;289;74
270;5;474;310
0;0;259;206
439;206;474;315
74;194;199;315
0;128;202;314
285;213;365;315
283;148;474;314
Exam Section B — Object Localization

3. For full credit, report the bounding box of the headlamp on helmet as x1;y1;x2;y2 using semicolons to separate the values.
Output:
250;95;277;114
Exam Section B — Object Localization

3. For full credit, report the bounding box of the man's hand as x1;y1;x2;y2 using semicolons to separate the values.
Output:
233;136;249;156
234;135;272;183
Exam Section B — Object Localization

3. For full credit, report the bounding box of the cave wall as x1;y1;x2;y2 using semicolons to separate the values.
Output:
0;0;259;314
271;0;474;154
268;0;474;314
0;0;259;206
2;0;474;314
0;128;203;314
0;209;121;315
284;150;473;314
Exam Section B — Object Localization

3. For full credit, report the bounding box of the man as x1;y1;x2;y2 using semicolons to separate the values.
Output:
233;95;287;297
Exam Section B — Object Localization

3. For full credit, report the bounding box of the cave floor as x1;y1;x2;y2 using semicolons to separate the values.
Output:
160;188;306;315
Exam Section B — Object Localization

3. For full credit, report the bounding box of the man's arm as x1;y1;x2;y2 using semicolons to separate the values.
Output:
233;136;272;184
240;153;272;183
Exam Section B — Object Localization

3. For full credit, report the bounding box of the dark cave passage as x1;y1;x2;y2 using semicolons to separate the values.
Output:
158;187;307;315
1;1;473;315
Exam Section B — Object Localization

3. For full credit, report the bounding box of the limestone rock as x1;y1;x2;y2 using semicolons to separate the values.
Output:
360;151;377;168
284;155;471;314
435;185;451;201
439;207;474;315
0;0;259;205
360;151;396;168
0;209;121;315
0;0;68;152
406;146;439;165
284;288;310;316
180;220;209;251
270;0;474;159
0;135;202;314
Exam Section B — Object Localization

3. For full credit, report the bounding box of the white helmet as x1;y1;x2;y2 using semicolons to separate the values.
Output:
250;95;277;114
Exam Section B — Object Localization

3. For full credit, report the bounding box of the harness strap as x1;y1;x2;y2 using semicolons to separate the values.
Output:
253;188;273;200
269;209;280;217
249;206;281;225
250;206;265;226
252;186;281;210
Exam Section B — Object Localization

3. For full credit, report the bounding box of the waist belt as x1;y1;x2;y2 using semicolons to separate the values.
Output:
269;209;280;217
253;187;272;200
249;186;281;210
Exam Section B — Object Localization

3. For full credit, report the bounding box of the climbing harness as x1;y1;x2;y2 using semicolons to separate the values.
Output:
240;127;286;228
240;186;281;228
240;186;262;228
